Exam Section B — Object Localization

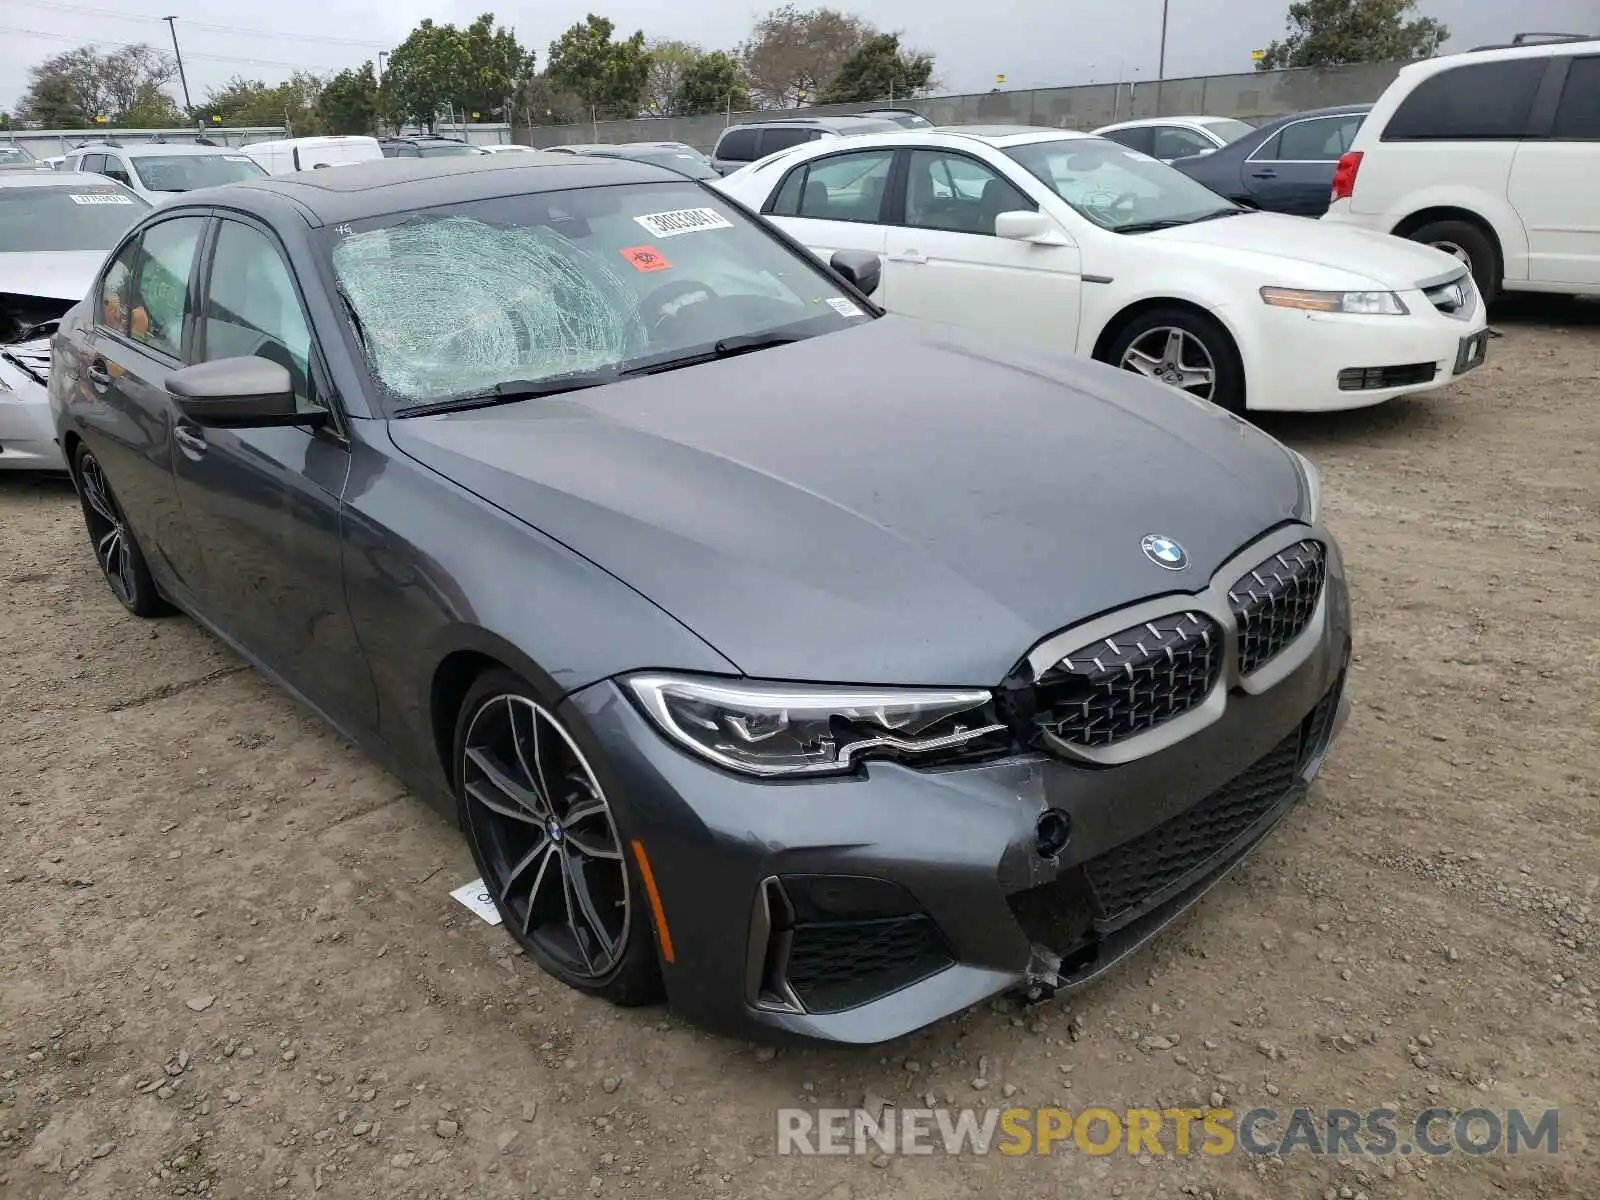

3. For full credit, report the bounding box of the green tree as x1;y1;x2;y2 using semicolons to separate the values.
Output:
317;62;381;134
384;19;472;128
122;82;185;126
459;13;534;119
739;5;875;107
546;15;650;119
513;71;587;127
18;44;179;127
643;39;700;116
675;51;751;116
203;72;324;133
819;33;932;102
1257;0;1448;70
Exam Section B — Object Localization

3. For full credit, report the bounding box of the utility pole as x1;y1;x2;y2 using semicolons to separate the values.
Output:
1157;0;1170;81
163;16;194;118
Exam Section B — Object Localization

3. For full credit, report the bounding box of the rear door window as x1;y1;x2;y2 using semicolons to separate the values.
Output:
1267;115;1363;161
1099;127;1155;155
1382;59;1547;140
1150;126;1217;159
757;127;817;156
715;127;760;162
1551;55;1600;139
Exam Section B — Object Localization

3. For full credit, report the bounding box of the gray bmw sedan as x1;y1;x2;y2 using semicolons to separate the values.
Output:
50;154;1350;1044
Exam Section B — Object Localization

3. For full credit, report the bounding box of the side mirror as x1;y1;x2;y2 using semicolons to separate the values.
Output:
829;249;881;297
995;210;1066;244
166;356;321;428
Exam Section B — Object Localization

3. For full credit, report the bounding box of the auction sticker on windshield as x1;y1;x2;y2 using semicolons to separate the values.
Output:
826;297;863;318
69;193;134;205
619;245;672;273
633;207;734;238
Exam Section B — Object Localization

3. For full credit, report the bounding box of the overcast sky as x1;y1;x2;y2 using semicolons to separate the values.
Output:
3;0;1594;116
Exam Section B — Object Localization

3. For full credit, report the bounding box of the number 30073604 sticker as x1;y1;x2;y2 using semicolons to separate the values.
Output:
619;245;672;273
632;207;734;239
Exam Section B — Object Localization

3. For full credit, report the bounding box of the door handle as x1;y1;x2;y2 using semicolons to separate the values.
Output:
1250;169;1278;179
86;359;111;391
888;250;927;264
174;424;206;459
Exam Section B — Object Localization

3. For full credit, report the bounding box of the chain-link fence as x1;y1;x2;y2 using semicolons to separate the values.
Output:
2;125;289;161
516;61;1405;152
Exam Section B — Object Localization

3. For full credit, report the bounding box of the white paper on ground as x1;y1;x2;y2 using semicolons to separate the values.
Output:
450;878;503;926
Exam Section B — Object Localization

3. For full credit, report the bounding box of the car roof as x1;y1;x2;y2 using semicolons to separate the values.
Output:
929;125;1094;145
72;141;239;157
197;153;681;226
0;169;139;190
1393;34;1599;81
1270;103;1373;120
724;116;899;131
1096;115;1242;131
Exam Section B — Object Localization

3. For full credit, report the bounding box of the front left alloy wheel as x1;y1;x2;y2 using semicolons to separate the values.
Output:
453;669;662;1006
73;444;169;617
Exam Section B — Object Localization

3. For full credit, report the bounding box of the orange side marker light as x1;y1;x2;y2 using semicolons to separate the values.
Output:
630;839;675;964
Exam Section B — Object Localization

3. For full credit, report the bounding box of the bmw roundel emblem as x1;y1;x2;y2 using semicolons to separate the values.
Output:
1141;534;1188;571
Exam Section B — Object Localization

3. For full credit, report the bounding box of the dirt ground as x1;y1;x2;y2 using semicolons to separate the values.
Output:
3;300;1598;1200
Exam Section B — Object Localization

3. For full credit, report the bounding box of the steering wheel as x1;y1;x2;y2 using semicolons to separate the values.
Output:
639;279;717;332
1081;189;1141;223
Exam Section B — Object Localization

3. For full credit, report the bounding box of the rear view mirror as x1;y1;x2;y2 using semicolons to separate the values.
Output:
830;249;881;297
166;356;321;428
995;210;1067;245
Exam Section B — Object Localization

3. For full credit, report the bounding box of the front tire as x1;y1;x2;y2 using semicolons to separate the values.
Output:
452;668;662;1006
1105;307;1246;414
1407;218;1499;306
73;444;168;617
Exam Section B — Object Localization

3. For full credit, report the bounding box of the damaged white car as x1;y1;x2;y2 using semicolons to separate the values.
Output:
1;170;148;471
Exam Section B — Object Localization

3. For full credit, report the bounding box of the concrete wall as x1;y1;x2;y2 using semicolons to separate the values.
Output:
515;61;1405;153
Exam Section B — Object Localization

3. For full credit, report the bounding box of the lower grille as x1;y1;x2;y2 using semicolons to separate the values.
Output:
1337;363;1436;391
784;916;953;1013
1228;540;1326;677
1031;611;1223;750
1084;728;1302;921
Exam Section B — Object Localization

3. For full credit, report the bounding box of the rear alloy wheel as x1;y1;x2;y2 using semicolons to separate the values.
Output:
73;445;168;617
1407;218;1499;307
453;670;662;1005
1108;307;1245;414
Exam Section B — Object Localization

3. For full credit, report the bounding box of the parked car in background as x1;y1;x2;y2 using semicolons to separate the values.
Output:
1;170;148;470
1093;116;1257;161
478;143;540;154
568;142;719;179
1171;105;1370;217
244;134;384;174
716;125;1489;414
49;153;1349;1045
857;107;933;128
64;140;266;200
379;136;486;158
0;145;39;171
1322;33;1600;304
710;115;907;175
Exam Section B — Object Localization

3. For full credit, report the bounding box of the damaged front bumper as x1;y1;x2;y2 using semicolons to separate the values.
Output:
566;568;1353;1046
0;338;66;471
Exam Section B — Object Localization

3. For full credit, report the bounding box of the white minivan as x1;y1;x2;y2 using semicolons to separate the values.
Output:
243;135;384;175
1322;33;1600;303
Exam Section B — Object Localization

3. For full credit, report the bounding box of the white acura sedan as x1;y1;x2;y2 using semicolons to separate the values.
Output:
714;126;1489;413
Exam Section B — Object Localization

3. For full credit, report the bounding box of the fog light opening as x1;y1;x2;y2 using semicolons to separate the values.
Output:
1035;809;1072;859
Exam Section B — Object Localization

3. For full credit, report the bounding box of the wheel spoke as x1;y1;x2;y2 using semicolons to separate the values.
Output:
113;538;136;599
1122;346;1162;377
499;834;551;903
506;698;552;812
465;778;542;826
521;844;559;936
1162;328;1185;367
96;527;119;567
1176;364;1214;393
563;849;617;966
557;853;595;972
465;746;547;819
83;476;117;524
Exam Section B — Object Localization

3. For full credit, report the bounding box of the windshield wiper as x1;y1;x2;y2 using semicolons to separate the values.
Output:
1116;208;1245;234
620;331;806;378
398;372;619;416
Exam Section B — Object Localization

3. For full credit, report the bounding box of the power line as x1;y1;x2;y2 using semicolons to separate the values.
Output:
10;0;390;48
0;24;349;70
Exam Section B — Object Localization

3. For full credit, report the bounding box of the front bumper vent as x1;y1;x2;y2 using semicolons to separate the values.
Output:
1337;363;1436;391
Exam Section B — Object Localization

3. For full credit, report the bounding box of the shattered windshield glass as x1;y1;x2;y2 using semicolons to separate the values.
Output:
327;181;873;410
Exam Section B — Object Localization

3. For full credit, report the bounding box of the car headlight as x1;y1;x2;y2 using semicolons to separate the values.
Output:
1260;287;1409;316
625;674;1009;778
1292;449;1322;523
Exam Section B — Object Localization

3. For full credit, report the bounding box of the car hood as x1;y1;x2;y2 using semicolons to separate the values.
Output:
1148;211;1465;289
390;319;1308;686
0;250;105;302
